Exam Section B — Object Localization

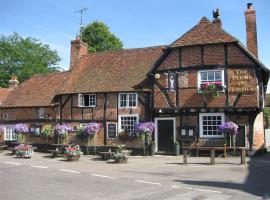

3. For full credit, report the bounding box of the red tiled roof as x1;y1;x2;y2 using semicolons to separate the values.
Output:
0;87;10;106
58;46;164;94
170;17;237;47
2;71;70;107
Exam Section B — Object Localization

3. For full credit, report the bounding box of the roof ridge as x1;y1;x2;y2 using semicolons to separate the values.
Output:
87;45;166;56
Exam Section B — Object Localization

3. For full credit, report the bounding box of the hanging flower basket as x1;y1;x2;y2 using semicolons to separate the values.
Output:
53;124;72;144
135;122;155;156
219;121;239;148
15;144;33;158
14;123;29;143
200;82;224;103
79;123;101;144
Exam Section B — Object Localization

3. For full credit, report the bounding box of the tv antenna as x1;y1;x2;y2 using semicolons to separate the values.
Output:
74;8;88;37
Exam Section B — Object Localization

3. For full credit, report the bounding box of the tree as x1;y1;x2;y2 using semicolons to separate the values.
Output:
0;33;61;88
82;21;123;53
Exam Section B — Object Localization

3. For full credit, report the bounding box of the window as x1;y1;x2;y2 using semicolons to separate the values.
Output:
119;93;137;108
30;125;41;136
2;113;8;120
198;70;224;89
78;94;96;107
4;125;16;141
37;108;45;119
119;115;138;135
199;113;224;138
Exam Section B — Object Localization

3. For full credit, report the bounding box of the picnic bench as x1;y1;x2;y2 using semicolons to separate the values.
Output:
182;146;246;165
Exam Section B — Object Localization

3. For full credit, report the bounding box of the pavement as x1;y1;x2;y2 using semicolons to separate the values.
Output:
0;150;270;200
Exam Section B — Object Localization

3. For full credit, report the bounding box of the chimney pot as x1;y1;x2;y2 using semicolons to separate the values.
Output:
247;3;253;10
9;75;19;89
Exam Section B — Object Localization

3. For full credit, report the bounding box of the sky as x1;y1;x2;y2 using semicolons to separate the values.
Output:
1;0;269;73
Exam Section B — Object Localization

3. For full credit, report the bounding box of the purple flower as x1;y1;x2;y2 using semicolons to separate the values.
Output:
53;124;72;136
135;122;155;137
81;123;101;136
0;124;5;133
219;121;238;135
14;123;29;134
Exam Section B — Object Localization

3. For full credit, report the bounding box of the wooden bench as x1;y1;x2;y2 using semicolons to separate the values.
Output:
182;147;246;165
0;145;8;151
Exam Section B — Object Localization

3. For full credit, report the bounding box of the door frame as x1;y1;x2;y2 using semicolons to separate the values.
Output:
154;117;176;152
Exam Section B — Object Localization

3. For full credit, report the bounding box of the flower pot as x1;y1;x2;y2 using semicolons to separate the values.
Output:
114;157;127;164
149;142;155;156
66;155;80;161
174;143;180;156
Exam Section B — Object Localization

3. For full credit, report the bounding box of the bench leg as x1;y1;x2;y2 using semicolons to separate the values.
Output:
241;149;246;164
183;150;188;165
210;149;215;165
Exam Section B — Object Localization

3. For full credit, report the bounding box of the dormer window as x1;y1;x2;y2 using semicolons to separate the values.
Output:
78;94;96;107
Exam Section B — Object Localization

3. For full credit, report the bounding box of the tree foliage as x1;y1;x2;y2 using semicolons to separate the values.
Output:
82;21;123;53
0;33;61;87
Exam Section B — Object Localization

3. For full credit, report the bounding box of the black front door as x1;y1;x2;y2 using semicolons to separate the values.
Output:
157;119;174;152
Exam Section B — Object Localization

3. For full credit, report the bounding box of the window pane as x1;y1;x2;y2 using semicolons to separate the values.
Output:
208;71;214;81
84;95;90;106
201;72;207;81
215;71;222;81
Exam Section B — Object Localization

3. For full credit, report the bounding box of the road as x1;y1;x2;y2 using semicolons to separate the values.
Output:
0;151;270;200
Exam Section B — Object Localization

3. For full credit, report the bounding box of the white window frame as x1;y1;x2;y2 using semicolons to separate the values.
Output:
4;125;16;141
118;93;138;108
118;114;139;135
78;94;96;107
37;108;45;119
197;69;225;91
199;113;225;138
2;113;8;120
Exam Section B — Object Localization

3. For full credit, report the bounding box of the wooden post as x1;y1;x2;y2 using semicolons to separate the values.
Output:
241;148;246;164
210;149;215;165
183;149;187;165
224;147;227;158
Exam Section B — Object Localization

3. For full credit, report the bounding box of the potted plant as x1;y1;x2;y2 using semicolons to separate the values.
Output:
219;121;238;148
79;122;101;154
174;141;180;156
200;82;224;104
15;144;33;158
135;122;155;156
112;145;129;163
118;130;137;142
14;123;29;143
64;145;82;161
53;124;72;144
149;141;156;156
41;127;53;144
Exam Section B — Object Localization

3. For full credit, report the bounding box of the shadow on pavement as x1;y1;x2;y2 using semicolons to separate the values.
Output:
175;153;270;199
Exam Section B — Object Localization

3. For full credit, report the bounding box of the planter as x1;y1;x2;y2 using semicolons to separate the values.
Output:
149;142;155;156
174;143;180;156
114;157;128;164
16;149;33;159
66;155;80;161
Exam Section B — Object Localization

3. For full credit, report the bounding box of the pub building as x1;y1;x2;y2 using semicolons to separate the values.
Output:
0;3;269;155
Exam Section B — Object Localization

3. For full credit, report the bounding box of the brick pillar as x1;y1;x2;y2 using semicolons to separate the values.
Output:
245;3;258;58
70;36;88;70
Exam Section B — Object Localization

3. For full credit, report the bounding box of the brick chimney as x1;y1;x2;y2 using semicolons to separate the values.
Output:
70;36;88;70
245;3;258;58
9;75;19;89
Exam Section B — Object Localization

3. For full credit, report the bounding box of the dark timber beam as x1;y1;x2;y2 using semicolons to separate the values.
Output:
154;79;174;108
224;43;229;110
103;93;107;145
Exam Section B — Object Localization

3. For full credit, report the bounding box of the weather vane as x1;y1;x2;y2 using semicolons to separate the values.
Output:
74;8;88;37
